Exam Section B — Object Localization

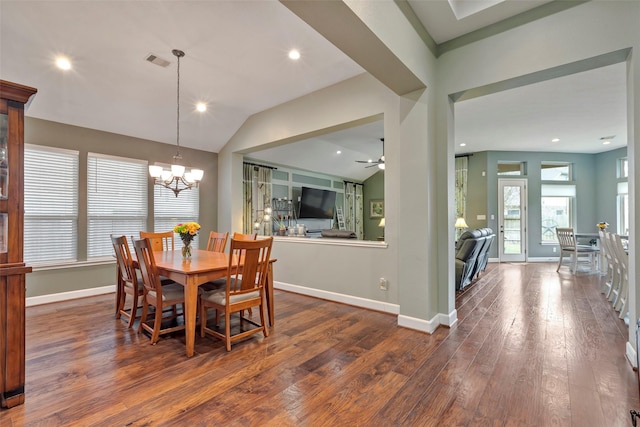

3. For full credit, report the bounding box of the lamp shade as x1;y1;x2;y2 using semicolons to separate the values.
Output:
454;217;468;228
378;217;385;227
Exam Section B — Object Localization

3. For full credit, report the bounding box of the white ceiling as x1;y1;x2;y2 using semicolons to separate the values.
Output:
0;1;628;182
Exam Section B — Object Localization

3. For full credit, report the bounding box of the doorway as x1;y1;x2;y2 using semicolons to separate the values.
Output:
498;179;527;262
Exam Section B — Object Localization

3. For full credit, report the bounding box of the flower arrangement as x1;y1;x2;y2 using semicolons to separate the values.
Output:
174;222;200;258
596;221;609;230
273;215;286;230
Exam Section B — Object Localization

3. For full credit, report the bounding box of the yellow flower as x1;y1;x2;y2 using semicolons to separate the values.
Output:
174;222;201;236
596;221;609;230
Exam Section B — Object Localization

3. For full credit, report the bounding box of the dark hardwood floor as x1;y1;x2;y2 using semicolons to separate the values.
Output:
1;262;638;426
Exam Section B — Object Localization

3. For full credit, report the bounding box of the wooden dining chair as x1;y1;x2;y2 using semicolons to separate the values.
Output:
610;233;629;319
555;227;599;274
232;232;257;241
111;235;143;328
134;237;188;345
199;237;273;351
206;231;229;252
139;230;174;251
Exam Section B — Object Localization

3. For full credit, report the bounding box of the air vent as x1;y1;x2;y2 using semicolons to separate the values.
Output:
145;53;170;67
600;135;616;140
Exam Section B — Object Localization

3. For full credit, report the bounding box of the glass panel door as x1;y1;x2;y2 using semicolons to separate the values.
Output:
498;178;527;262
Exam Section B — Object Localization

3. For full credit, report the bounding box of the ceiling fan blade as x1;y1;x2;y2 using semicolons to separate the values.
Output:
355;160;372;163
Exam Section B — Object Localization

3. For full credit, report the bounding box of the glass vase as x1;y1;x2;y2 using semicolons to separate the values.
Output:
181;242;192;259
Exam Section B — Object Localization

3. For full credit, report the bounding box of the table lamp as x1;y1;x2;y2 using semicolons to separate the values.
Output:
378;217;385;240
455;217;468;240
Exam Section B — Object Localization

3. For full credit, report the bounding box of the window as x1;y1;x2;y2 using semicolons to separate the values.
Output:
497;162;525;176
618;157;628;179
618;181;628;235
24;145;79;263
87;153;147;258
154;183;200;247
541;162;572;181
541;184;575;243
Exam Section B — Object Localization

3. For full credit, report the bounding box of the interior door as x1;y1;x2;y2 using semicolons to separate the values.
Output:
498;179;527;262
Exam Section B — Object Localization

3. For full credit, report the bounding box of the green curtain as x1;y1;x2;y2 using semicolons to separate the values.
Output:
242;164;253;234
455;156;468;238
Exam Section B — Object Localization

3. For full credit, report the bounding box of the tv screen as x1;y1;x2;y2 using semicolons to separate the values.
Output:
298;187;337;219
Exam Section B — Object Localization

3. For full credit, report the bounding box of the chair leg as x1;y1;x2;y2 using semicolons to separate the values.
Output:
225;311;232;351
260;303;269;338
200;303;207;337
571;253;578;274
138;301;149;334
556;251;564;272
126;293;137;329
150;305;163;345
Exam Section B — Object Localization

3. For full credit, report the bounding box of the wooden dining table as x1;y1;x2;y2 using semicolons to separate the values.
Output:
150;249;276;357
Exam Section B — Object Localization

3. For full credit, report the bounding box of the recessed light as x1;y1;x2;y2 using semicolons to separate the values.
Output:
56;56;71;70
288;49;300;60
603;140;611;145
196;102;207;112
336;150;341;154
459;143;466;147
551;138;560;142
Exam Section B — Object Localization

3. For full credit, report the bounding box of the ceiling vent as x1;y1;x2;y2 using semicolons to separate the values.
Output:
145;53;170;68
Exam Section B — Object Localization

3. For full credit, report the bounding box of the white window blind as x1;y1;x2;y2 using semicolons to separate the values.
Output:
24;145;79;263
541;184;576;197
153;183;200;247
88;153;147;258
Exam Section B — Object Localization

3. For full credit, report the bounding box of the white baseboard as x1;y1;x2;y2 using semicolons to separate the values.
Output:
274;281;457;333
398;309;457;334
26;285;115;307
274;281;400;315
627;341;638;368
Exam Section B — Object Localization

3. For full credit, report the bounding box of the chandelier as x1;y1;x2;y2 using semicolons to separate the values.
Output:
149;49;204;197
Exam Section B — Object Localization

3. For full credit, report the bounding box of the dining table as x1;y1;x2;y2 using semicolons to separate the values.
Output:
149;248;276;357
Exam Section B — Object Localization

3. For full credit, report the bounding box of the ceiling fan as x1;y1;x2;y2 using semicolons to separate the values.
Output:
355;138;385;169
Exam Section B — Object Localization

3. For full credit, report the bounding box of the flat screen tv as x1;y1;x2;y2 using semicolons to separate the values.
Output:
298;187;337;219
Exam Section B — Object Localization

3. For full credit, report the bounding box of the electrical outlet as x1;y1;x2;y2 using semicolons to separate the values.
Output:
379;278;388;290
552;247;557;253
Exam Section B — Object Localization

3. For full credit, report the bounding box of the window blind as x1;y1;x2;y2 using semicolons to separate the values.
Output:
87;153;147;258
153;183;200;247
24;145;79;263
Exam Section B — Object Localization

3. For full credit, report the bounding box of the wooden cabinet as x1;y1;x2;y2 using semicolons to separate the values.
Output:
0;80;37;408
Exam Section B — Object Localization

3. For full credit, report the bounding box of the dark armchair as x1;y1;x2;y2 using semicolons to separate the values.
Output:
455;228;495;290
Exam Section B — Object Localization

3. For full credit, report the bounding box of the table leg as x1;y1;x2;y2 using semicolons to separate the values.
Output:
183;280;199;357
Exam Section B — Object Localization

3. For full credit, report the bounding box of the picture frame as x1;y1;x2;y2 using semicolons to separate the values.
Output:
370;200;384;218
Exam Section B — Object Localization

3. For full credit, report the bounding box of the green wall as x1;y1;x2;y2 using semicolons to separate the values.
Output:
363;170;385;240
466;148;627;259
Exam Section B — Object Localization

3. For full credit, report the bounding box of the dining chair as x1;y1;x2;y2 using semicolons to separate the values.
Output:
600;230;620;298
139;230;176;285
134;237;189;344
199;237;273;351
139;230;175;251
111;235;143;328
555;227;599;274
232;232;258;241
610;233;629;318
206;231;229;253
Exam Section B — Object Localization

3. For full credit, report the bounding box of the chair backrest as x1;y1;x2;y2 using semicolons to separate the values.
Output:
226;237;273;297
133;238;163;298
232;232;258;241
207;231;229;252
111;234;137;287
555;227;577;249
139;231;174;251
611;233;628;271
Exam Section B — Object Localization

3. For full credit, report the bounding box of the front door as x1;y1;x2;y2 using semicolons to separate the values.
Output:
498;179;527;262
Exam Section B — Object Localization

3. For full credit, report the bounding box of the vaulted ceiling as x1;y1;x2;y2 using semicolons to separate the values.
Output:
0;1;626;181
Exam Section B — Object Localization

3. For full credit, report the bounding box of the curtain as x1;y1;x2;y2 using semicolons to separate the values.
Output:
242;163;254;234
455;156;468;239
256;166;272;235
242;164;275;235
344;182;364;239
